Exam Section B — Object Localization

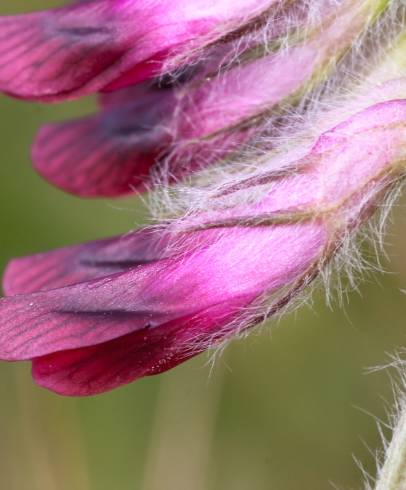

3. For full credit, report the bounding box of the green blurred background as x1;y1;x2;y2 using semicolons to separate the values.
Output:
1;1;406;489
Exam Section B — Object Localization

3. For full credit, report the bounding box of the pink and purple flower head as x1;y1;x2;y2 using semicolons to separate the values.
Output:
0;0;405;395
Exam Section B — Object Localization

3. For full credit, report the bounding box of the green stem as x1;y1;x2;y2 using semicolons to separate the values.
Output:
375;406;406;490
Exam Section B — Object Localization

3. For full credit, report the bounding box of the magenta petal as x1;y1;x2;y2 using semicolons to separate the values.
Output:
0;0;268;101
0;1;195;101
3;228;168;296
31;91;174;197
31;298;244;396
0;224;325;361
0;268;254;362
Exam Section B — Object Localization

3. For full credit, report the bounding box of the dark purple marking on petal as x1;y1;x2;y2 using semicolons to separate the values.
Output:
32;90;175;197
3;228;169;295
0;254;199;361
0;1;136;100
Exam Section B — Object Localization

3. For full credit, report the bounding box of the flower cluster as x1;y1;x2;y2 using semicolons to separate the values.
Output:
0;0;406;397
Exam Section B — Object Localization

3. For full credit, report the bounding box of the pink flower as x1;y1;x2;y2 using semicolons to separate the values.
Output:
0;0;273;101
0;0;402;396
1;97;405;395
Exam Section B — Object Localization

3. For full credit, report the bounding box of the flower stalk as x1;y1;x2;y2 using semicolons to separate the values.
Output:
375;405;406;490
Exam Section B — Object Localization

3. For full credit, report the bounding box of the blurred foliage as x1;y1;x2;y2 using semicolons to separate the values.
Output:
1;1;406;489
